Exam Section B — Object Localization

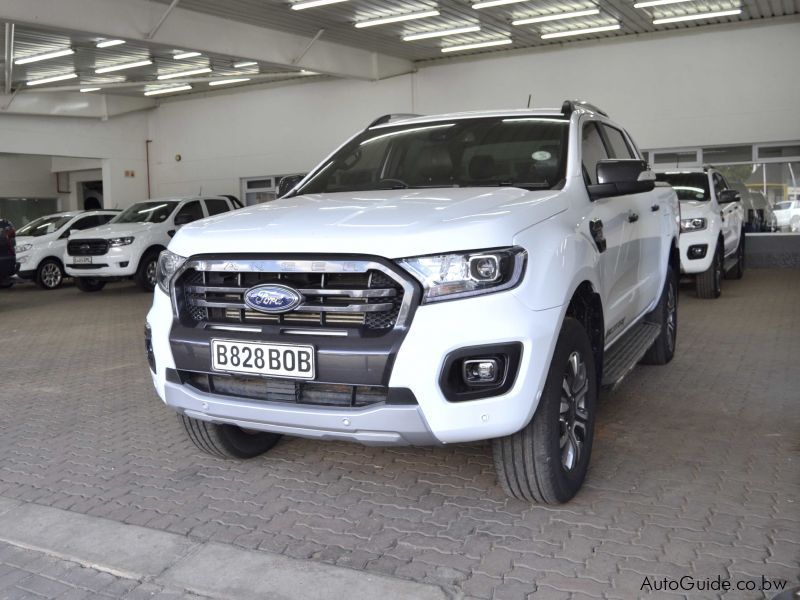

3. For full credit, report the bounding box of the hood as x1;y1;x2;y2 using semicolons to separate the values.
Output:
170;188;564;259
679;199;711;219
68;221;151;240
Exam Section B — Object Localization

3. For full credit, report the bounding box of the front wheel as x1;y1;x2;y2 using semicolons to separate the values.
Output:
178;414;282;459
492;318;597;503
134;251;159;292
695;243;722;299
641;266;677;365
36;259;64;290
75;277;106;292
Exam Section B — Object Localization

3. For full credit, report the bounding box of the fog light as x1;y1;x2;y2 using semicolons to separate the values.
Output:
688;244;707;260
463;358;500;385
120;261;129;267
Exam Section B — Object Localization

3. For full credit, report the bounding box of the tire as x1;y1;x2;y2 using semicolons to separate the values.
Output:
492;318;597;503
725;231;745;280
178;414;282;459
134;250;159;292
695;242;722;299
35;258;64;290
641;266;677;365
0;278;13;289
75;277;106;292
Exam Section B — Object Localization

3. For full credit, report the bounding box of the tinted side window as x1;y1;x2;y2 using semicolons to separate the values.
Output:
175;201;204;223
713;173;728;193
205;199;230;216
71;216;101;230
602;125;634;159
582;122;608;185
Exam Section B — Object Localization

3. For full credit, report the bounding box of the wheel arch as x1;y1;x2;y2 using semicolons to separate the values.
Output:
564;280;604;386
137;245;166;270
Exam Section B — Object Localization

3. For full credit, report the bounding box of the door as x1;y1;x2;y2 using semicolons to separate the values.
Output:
712;172;742;257
582;121;640;343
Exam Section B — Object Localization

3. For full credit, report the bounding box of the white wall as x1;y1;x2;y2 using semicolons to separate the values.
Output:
0;155;57;198
145;19;800;198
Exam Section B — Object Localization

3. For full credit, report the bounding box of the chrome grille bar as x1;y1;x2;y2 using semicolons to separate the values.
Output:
192;298;394;313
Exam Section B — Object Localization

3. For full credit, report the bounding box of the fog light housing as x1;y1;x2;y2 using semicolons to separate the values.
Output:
688;244;707;260
120;261;129;268
440;343;522;402
463;359;500;385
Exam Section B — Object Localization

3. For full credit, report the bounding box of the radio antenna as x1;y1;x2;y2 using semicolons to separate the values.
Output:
526;94;532;108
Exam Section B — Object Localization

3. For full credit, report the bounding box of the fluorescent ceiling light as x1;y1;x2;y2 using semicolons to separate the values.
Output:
15;48;74;65
144;85;192;96
174;51;201;60
80;87;101;92
653;8;741;23
541;23;620;39
27;73;78;86
403;25;481;41
472;0;527;9
513;8;600;26
96;39;125;48
355;10;440;28
441;38;512;52
209;78;251;86
234;61;258;68
634;0;692;7
157;67;212;80
95;59;153;74
291;0;348;9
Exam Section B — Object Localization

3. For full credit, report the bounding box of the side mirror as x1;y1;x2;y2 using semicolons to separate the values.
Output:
588;159;655;201
718;189;740;204
173;213;193;226
277;174;305;198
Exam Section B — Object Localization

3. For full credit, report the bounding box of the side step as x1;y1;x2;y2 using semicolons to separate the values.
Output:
601;321;661;390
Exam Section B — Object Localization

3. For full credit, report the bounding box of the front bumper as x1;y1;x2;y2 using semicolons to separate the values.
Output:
64;246;138;278
147;284;564;446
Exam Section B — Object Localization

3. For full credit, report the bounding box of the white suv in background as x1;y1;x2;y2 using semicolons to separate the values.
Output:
773;199;800;231
65;196;240;292
656;168;745;298
14;210;119;289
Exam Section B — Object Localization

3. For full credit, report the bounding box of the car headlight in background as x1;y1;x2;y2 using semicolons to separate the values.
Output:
108;237;135;247
398;247;526;303
15;243;32;253
156;250;186;293
680;218;707;232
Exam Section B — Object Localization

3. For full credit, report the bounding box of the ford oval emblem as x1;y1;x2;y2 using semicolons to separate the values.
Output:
243;284;303;314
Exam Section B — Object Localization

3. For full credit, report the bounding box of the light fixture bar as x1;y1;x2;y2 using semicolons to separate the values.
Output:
96;39;126;48
209;78;251;86
27;72;77;86
144;85;192;96
403;25;480;41
174;51;201;60
513;8;600;26
233;61;258;68
652;8;741;23
291;0;348;9
95;59;153;74
15;48;74;65
157;67;212;80
355;10;440;28
80;87;101;92
541;23;620;39
472;0;527;9
441;38;512;52
634;0;692;7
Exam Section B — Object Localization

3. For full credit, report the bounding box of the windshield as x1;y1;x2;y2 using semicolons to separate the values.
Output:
656;173;710;201
16;215;73;237
295;117;569;195
114;201;179;224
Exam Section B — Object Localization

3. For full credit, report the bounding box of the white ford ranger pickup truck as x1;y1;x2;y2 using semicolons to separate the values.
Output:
146;101;680;503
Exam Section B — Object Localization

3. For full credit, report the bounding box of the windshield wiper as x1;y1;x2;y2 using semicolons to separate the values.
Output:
497;181;550;190
377;178;409;189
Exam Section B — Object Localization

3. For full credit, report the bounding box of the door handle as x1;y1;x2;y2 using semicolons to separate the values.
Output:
651;204;660;212
628;212;639;223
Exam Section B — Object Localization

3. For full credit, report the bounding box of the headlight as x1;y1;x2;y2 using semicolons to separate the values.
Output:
156;250;186;293
680;218;707;232
397;247;526;303
108;236;135;247
15;243;32;253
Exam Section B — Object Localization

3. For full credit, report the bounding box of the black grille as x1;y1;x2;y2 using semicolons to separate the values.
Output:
183;371;389;408
178;267;406;332
67;239;109;256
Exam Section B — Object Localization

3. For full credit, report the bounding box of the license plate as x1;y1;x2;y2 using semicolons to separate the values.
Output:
73;256;92;264
211;339;315;380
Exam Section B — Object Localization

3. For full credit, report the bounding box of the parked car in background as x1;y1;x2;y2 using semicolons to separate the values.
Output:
65;196;240;292
656;168;745;298
773;199;800;232
0;218;15;288
15;210;119;289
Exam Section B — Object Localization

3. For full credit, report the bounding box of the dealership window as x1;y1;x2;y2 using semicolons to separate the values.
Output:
0;197;58;228
241;177;278;205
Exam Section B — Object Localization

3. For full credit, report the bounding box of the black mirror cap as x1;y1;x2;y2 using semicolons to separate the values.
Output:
277;174;305;198
718;189;741;204
589;159;655;200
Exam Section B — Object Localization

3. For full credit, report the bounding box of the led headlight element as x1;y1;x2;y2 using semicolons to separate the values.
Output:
108;236;135;246
398;247;526;303
680;218;707;232
15;243;32;253
156;250;186;293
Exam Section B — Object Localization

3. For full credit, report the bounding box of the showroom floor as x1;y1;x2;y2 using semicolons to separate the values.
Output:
0;270;797;600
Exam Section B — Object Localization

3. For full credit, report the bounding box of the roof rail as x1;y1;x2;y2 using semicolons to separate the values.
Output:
561;99;609;118
368;113;422;127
